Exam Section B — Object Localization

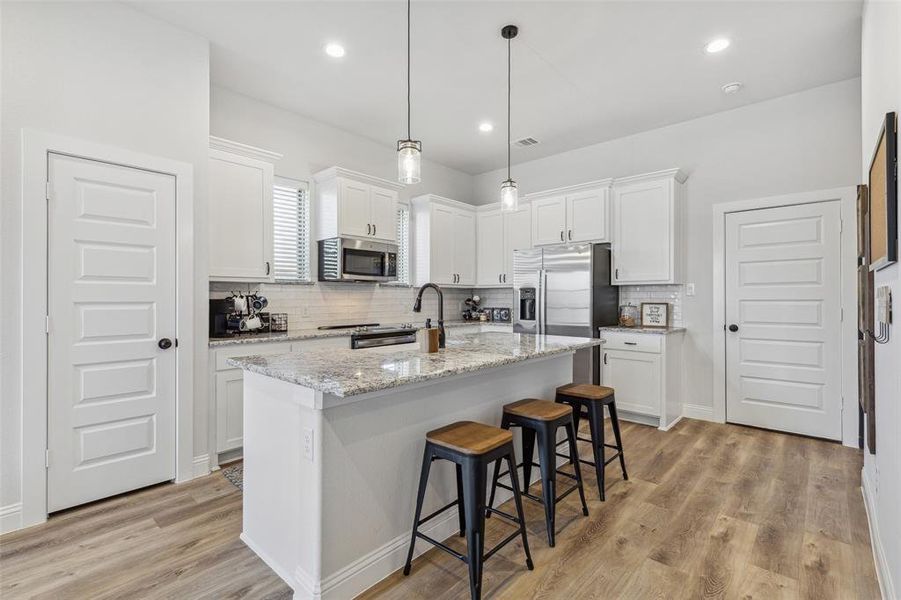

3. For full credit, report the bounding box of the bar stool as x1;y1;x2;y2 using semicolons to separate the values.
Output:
403;421;533;600
487;399;589;547
555;384;628;501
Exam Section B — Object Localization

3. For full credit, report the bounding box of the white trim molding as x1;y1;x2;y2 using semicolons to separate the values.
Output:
18;130;196;532
862;469;896;600
312;166;404;191
0;503;24;535
682;403;715;422
209;136;283;163
192;454;212;479
710;186;859;447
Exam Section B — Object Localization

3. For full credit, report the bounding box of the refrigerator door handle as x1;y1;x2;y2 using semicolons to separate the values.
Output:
539;269;548;335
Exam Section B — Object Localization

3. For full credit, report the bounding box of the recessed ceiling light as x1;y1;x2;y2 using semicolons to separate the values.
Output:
721;82;743;95
324;43;346;58
705;38;731;54
478;122;494;133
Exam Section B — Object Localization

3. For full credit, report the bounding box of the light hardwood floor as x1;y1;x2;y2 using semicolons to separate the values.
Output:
0;419;880;600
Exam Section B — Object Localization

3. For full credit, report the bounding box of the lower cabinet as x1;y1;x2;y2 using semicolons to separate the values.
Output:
599;330;684;430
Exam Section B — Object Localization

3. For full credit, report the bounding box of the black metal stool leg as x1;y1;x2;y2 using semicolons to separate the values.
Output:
520;426;536;489
607;398;628;481
456;463;466;535
486;458;502;519
462;459;487;600
586;401;606;501
536;426;557;547
404;446;433;575
565;421;589;516
505;450;534;570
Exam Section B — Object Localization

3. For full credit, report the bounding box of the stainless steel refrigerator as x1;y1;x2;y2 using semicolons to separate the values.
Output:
513;243;618;383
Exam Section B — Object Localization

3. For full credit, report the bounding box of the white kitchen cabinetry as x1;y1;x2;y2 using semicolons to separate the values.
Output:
208;144;278;281
412;195;476;286
528;180;612;246
599;330;684;430
611;169;686;285
476;204;531;286
314;167;403;243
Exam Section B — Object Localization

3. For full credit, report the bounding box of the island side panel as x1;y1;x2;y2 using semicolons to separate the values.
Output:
316;354;574;599
240;372;324;594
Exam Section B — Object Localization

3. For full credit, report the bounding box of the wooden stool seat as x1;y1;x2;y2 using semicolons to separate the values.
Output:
556;383;614;401
503;398;572;421
427;421;513;456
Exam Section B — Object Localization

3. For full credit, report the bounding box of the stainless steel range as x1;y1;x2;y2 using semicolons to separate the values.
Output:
350;325;417;349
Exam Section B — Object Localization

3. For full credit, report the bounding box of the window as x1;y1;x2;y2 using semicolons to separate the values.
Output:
272;176;311;282
395;205;411;285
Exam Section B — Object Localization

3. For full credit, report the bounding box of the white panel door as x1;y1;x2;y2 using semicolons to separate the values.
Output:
430;204;456;284
611;179;672;283
369;185;397;243
503;206;532;283
338;179;371;238
454;209;477;285
531;196;567;245
725;201;842;440
47;153;176;512
477;210;504;285
208;150;273;280
567;188;608;243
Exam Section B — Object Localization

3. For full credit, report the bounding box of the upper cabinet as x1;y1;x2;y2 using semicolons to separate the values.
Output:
313;167;402;243
208;137;282;281
527;181;611;246
611;169;686;285
412;195;476;286
476;205;531;286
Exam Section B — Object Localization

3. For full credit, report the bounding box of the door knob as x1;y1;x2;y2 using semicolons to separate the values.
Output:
158;338;173;350
728;324;739;332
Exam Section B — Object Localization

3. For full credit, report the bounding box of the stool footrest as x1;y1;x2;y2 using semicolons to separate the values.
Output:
483;530;522;562
415;532;466;563
416;499;459;527
485;506;520;524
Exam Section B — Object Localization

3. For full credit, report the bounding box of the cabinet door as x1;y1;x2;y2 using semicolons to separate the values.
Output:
369;185;398;243
531;196;567;245
477;210;505;286
216;370;244;452
453;209;477;285
337;179;372;238
503;206;531;282
567;188;608;243
430;204;456;284
612;179;672;283
209;150;274;280
602;350;661;416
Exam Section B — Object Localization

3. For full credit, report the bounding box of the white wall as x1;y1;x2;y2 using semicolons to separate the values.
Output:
0;2;210;527
210;86;473;203
860;1;901;597
473;78;862;418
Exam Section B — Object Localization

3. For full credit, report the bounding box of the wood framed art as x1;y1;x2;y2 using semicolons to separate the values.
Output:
640;302;669;328
868;111;897;271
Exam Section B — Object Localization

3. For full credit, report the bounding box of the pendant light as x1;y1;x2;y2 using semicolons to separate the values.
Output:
500;25;519;211
397;0;421;184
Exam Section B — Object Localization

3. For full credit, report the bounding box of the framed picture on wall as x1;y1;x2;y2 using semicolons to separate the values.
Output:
640;302;669;328
868;111;897;271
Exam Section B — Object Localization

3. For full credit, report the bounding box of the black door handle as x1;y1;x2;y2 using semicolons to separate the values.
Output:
372;224;376;236
728;324;739;332
158;338;173;350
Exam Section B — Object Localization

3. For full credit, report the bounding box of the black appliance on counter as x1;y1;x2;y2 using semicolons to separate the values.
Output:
209;296;272;338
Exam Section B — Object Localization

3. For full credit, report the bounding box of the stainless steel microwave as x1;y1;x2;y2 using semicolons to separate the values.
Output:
317;237;398;282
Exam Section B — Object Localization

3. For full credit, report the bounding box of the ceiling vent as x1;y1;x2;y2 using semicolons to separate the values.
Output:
513;136;540;148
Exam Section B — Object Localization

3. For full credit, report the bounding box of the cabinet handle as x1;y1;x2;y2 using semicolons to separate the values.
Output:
615;268;619;279
624;341;638;346
603;353;607;365
372;224;376;236
560;230;564;241
367;223;371;235
499;274;502;283
568;229;572;241
503;273;507;283
265;261;270;275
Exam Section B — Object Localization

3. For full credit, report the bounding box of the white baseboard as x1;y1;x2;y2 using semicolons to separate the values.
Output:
0;503;23;535
682;403;715;421
862;468;895;600
192;454;211;479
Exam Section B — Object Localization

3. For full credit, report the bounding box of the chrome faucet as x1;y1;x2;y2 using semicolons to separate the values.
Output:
412;283;446;348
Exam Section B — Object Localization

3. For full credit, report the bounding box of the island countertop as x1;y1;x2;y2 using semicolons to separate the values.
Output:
226;331;602;398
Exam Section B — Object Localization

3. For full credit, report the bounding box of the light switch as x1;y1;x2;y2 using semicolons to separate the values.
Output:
686;283;695;297
303;428;314;461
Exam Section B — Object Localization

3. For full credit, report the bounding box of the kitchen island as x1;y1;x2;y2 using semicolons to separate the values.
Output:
227;331;602;600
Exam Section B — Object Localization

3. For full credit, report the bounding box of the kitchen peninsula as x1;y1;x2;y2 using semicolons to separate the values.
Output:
227;331;602;599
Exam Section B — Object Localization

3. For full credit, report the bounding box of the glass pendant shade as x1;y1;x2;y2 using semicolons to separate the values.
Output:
397;139;422;184
500;179;518;211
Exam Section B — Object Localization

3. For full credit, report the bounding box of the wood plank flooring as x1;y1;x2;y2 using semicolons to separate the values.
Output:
0;419;880;600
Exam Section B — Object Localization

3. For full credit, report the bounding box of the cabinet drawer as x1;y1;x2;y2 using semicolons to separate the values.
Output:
600;333;661;353
214;341;292;371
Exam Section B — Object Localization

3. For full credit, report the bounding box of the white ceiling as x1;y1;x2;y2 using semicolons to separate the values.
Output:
134;1;862;175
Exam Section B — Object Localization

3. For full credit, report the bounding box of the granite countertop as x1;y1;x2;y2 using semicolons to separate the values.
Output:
226;331;601;398
598;325;687;335
209;321;511;348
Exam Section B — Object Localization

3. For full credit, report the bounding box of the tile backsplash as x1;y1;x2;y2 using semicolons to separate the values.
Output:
617;285;684;326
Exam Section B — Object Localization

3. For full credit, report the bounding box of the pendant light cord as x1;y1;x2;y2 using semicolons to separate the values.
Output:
407;0;411;140
507;35;511;181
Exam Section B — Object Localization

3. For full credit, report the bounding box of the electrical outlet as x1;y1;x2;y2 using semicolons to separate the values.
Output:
686;283;695;297
303;428;314;461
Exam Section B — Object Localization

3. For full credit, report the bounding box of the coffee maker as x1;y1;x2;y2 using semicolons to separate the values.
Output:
209;292;269;337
